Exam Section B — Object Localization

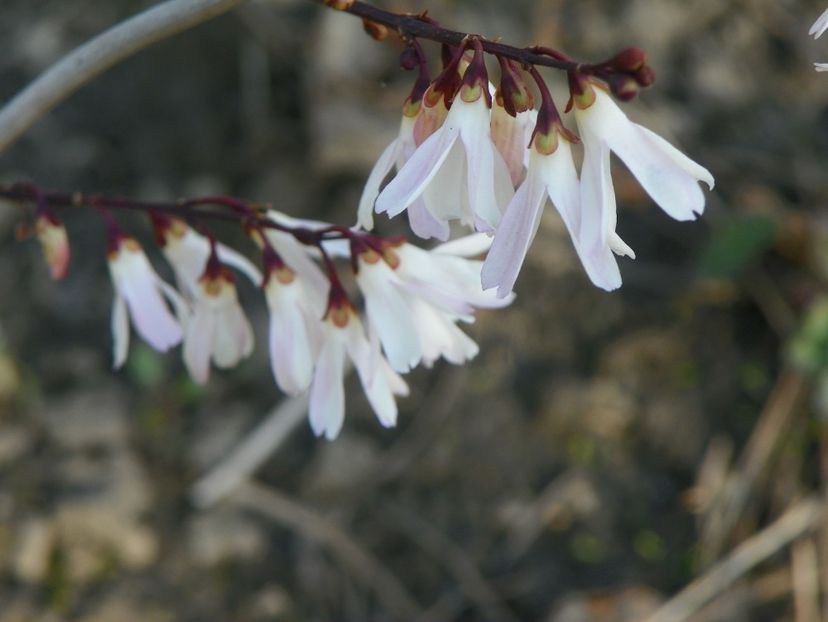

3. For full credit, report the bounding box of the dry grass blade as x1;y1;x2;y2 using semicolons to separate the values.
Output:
383;503;521;622
792;538;821;622
234;481;422;619
645;497;824;622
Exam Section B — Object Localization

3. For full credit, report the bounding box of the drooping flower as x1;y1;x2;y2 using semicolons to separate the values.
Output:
482;125;585;297
151;213;261;298
491;57;536;186
375;44;513;233
355;235;512;372
107;232;183;369
309;289;407;440
573;82;714;289
34;210;70;281
261;243;322;396
181;242;254;384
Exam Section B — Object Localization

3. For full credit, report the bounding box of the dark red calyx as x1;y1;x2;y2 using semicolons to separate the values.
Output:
324;281;353;328
607;74;639;102
496;57;534;117
459;40;491;107
430;44;465;107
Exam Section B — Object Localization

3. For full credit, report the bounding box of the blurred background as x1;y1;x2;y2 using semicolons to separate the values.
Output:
1;0;828;620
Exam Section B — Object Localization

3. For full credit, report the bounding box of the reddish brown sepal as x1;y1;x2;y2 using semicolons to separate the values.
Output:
496;57;534;117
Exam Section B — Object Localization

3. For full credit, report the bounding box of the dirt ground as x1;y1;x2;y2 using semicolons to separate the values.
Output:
2;0;828;620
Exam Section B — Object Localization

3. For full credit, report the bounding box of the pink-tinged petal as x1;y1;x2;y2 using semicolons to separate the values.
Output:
157;280;191;326
409;299;479;367
344;321;398;428
422;139;471;224
608;123;712;221
481;162;547;298
183;306;215;384
541;141;582;237
458;98;510;230
357;138;400;230
111;295;129;369
578;137;623;291
357;261;421;373
121;277;182;353
375;123;459;217
407;197;450;241
491;103;529;187
309;337;346;440
811;8;828;38
212;302;254;369
268;285;314;395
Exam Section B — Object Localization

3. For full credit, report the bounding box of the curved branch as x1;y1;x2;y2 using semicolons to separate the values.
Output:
0;0;246;154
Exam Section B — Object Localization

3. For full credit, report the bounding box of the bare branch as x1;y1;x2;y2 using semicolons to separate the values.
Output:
0;0;246;153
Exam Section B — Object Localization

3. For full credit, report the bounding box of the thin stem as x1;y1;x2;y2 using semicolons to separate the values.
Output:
0;0;246;154
320;0;583;73
0;183;373;250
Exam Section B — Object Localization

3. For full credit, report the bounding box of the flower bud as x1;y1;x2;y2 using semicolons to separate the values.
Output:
35;212;70;281
607;74;640;102
608;47;647;72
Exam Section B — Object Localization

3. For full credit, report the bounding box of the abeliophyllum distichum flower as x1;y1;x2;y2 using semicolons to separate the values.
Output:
360;35;713;294
11;180;504;440
5;0;718;440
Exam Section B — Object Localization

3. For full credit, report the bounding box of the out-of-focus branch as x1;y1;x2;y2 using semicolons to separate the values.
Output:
0;0;246;154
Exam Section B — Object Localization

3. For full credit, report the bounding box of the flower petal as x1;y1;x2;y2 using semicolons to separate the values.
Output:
481;163;547;298
375;123;459;217
357;138;400;230
309;337;346;440
111;294;129;369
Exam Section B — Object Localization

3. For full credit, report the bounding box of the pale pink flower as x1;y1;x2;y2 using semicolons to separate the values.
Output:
262;248;323;396
309;299;407;440
375;82;513;233
107;236;183;369
152;215;261;298
355;237;512;372
357;91;451;241
182;250;254;384
490;100;534;187
482;129;587;297
574;84;714;289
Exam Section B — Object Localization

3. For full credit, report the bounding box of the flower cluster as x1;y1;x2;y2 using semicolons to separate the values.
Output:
6;2;722;443
360;41;714;294
15;188;509;440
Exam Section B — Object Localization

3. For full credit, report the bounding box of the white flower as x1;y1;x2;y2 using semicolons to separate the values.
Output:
574;84;714;289
262;251;323;396
309;300;407;440
357;94;451;241
107;236;183;369
355;237;512;372
482;129;586;297
152;215;261;297
375;91;513;233
182;258;254;385
490;100;533;187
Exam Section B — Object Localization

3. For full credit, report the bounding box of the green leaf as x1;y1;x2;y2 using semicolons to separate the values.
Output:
698;216;776;279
